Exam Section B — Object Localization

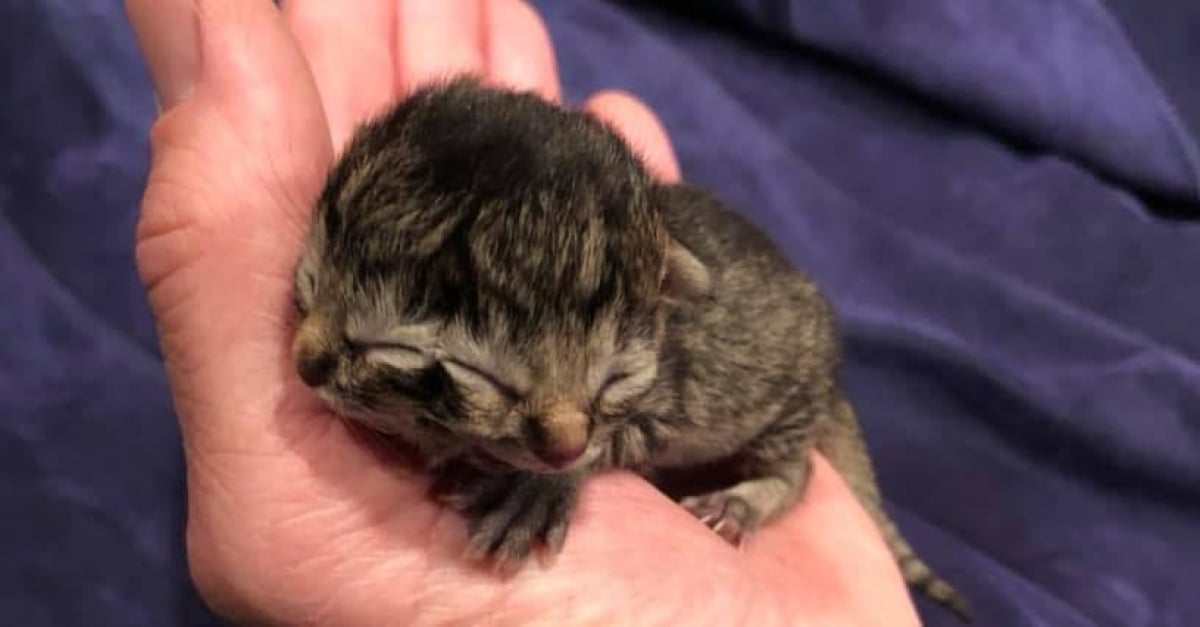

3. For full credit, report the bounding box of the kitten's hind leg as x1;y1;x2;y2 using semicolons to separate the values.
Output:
680;405;819;547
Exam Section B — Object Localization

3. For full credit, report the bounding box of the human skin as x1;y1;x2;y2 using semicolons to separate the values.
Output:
123;1;921;625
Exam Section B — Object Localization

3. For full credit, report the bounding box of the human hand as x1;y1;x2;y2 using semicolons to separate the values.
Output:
125;0;920;624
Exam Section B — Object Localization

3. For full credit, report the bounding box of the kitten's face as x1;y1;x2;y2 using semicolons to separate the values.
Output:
292;298;666;473
290;79;707;473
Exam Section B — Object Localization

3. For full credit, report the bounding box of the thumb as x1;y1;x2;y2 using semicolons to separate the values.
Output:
128;0;333;452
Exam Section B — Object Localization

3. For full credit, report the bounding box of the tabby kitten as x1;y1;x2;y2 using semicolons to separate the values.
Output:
291;77;971;622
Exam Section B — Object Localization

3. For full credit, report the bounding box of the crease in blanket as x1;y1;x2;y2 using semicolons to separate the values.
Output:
645;0;1200;209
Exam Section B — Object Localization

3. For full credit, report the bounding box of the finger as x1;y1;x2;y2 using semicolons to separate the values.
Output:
130;0;332;452
746;455;921;625
395;0;486;93
584;91;682;182
282;0;396;150
137;0;331;281
482;0;560;101
126;0;200;111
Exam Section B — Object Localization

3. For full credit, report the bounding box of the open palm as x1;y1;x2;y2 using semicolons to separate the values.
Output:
126;1;919;624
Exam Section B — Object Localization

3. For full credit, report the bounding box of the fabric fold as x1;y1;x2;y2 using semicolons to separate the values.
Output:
652;0;1200;207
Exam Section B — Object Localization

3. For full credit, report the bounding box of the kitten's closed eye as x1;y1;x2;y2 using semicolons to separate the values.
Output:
441;359;522;403
599;371;631;393
353;339;433;371
595;364;657;406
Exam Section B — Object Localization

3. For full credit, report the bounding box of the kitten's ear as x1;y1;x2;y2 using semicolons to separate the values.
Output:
662;238;711;301
654;183;711;302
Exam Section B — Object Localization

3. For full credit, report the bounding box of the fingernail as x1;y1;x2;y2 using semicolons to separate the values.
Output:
125;0;201;112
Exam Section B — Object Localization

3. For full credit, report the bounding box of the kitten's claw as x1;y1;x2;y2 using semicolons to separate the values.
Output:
682;490;758;547
433;465;580;572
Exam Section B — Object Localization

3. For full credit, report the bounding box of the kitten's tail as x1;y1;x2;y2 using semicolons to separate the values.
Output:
817;396;973;624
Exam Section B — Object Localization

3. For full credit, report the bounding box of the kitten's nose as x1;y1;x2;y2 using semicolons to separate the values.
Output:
526;407;590;469
296;349;336;387
532;439;588;468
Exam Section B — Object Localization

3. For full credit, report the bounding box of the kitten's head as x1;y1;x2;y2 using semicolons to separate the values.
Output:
292;78;708;473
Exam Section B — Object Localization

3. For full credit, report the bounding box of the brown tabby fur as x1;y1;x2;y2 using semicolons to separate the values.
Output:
292;77;971;623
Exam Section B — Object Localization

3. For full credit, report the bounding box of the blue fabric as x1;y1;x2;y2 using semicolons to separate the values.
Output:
2;1;1197;625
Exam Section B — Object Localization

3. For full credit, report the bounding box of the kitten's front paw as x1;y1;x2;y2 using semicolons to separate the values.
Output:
681;490;759;547
433;465;581;572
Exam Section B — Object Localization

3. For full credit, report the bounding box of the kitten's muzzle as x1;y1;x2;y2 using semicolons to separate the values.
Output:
531;440;587;469
525;405;591;469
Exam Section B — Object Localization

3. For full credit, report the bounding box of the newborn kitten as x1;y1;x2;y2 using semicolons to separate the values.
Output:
292;77;972;622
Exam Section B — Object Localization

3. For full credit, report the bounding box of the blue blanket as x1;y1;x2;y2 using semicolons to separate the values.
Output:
2;1;1197;625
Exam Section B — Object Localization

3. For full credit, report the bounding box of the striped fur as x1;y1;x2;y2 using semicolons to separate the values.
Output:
292;78;972;621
